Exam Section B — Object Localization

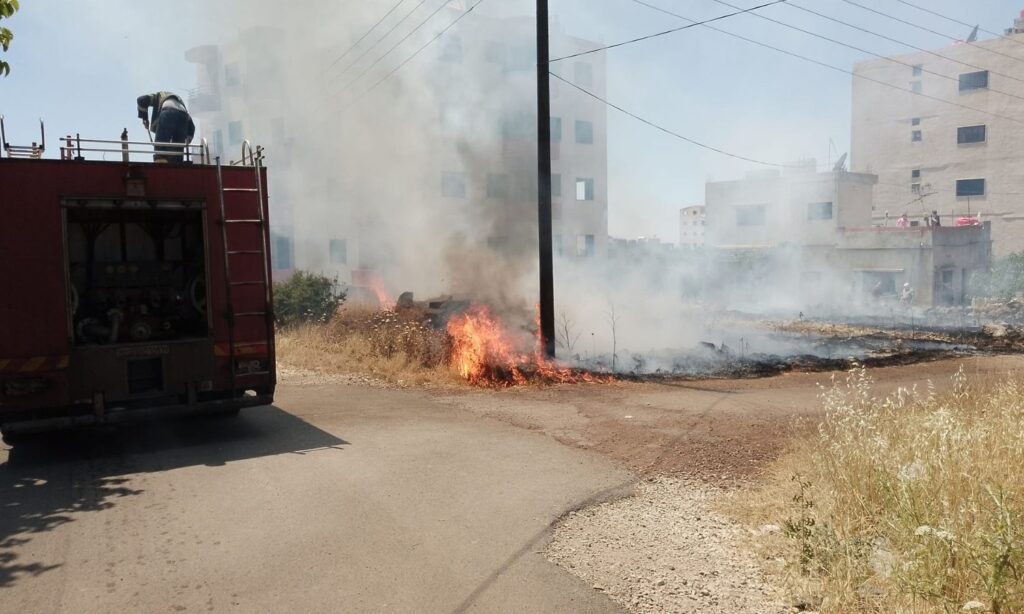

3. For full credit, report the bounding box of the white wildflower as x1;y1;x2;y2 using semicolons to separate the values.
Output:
962;600;985;611
915;525;933;537
898;459;927;482
934;529;955;542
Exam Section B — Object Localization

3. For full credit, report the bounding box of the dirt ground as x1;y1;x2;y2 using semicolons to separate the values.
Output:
432;355;1024;482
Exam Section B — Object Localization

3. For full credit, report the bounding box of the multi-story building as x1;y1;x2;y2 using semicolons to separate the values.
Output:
851;14;1024;256
704;164;992;306
705;163;877;251
185;6;608;294
678;205;705;248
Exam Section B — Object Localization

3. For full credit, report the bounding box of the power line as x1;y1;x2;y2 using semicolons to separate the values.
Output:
549;0;788;63
785;1;1024;86
837;0;1024;67
334;0;454;98
549;71;793;167
891;0;1024;50
706;0;1024;105
629;0;1024;126
324;0;409;75
328;0;431;85
343;0;487;110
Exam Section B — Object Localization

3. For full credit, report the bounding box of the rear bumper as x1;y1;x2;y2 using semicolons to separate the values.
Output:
0;393;272;434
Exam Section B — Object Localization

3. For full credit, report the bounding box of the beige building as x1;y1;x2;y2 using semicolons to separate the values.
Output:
678;205;705;248
851;20;1024;256
186;7;609;288
705;164;877;250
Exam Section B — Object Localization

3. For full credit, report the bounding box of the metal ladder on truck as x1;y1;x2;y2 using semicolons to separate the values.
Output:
215;142;274;396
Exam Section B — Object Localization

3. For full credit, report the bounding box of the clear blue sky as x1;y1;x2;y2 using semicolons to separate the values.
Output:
3;0;1021;242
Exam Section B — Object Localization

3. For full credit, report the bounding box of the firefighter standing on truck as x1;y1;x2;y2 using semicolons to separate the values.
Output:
137;91;195;163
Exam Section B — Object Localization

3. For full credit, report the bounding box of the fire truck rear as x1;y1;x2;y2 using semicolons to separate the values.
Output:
0;119;276;441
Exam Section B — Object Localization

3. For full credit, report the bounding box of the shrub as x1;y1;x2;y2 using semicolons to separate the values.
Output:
738;367;1024;613
970;252;1024;299
274;271;346;327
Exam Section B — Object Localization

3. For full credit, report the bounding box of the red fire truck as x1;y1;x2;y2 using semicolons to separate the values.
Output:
0;118;275;441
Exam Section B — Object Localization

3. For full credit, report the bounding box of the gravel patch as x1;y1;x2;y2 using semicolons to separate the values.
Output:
546;477;789;613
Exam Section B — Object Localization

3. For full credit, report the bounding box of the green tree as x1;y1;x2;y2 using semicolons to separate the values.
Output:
273;271;346;327
0;0;19;77
970;252;1024;299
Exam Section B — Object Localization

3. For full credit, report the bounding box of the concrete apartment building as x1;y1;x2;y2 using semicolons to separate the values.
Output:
185;5;608;288
704;164;992;306
705;163;877;251
851;12;1024;257
678;205;705;248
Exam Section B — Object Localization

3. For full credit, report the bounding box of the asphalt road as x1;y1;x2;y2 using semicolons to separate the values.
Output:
0;383;633;613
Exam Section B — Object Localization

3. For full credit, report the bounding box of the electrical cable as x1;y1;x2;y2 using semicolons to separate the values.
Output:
549;0;788;63
343;0;487;110
837;0;1024;67
323;0;409;75
328;0;431;85
785;1;1024;86
549;71;793;167
891;0;1024;50
629;0;1024;125
706;0;1024;105
334;0;454;97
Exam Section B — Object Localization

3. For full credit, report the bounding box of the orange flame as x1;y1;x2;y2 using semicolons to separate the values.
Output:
446;305;609;387
369;280;394;310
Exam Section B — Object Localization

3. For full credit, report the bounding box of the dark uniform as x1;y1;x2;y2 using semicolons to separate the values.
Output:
137;92;196;162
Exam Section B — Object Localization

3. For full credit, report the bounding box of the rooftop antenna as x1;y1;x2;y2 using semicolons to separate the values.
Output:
833;152;848;172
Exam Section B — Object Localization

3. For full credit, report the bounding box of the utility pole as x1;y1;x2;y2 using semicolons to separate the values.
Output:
536;0;556;358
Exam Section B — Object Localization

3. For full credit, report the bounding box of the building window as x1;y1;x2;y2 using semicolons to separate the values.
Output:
910;81;922;93
213;129;224;156
551;173;562;198
807;201;834;221
329;239;347;265
576;234;595;257
575;178;595;201
272;235;293;271
551;117;562;142
440;36;462;62
228;120;243;145
485;41;504;64
957;124;987;144
442;172;466;198
486;173;509;199
271;117;285;145
911;117;921;126
912;64;923;77
503;112;534;139
224;62;241;87
507;45;533;71
575;120;594;144
911;169;921;180
956;178;986;197
959;70;989;91
911;183;922;194
736;205;766;227
911;130;922;142
574;62;593;86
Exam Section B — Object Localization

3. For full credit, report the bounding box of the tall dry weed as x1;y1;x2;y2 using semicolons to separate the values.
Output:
276;306;455;386
736;366;1024;613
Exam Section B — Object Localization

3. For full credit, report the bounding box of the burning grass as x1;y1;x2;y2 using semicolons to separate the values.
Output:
276;303;611;388
730;367;1024;613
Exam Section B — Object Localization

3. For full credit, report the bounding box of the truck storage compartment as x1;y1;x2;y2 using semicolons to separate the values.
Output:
64;199;210;346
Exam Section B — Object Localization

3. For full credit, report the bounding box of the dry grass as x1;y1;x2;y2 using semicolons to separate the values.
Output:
731;367;1024;613
276;305;459;387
